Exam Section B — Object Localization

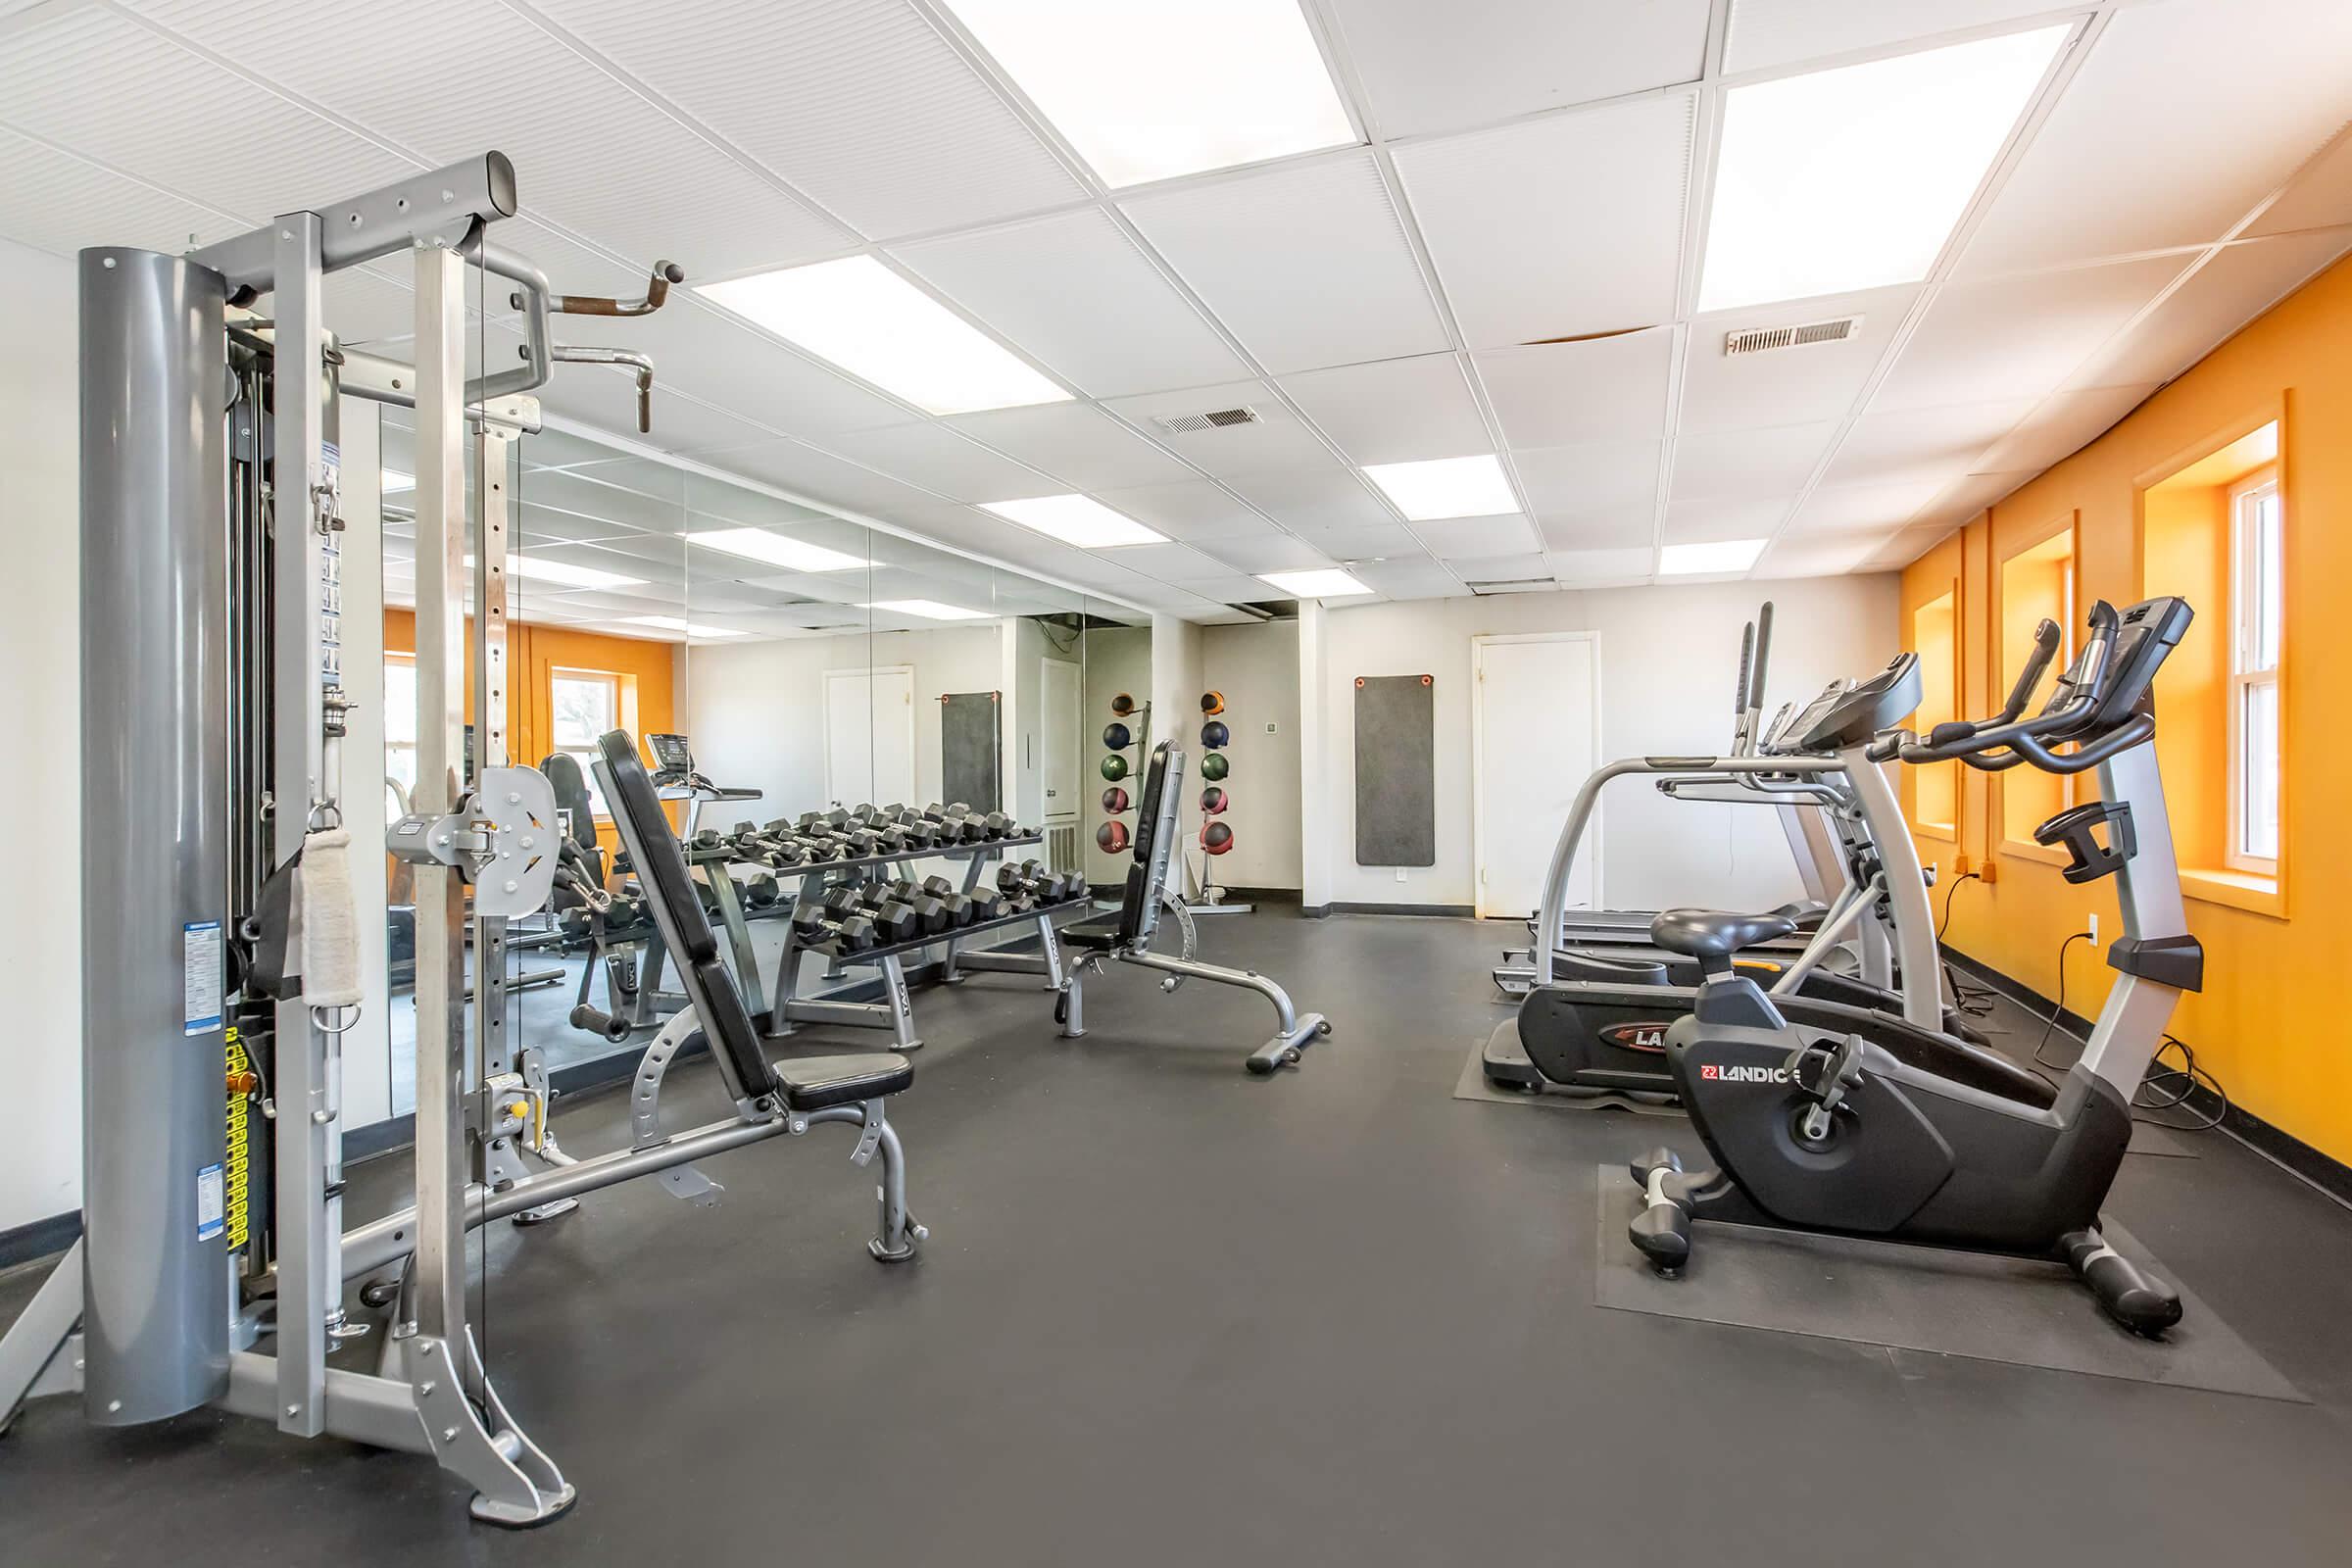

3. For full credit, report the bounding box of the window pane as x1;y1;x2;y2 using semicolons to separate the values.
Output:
386;743;417;813
2239;679;2279;861
564;746;610;815
2255;489;2282;671
384;659;416;746
551;674;615;748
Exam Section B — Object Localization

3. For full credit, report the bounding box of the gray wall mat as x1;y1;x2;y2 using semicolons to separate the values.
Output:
1352;673;1435;866
1593;1168;2303;1402
941;690;1003;812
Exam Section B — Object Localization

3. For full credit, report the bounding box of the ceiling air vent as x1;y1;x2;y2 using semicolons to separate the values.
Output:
1464;576;1557;596
1152;406;1261;434
1724;315;1865;356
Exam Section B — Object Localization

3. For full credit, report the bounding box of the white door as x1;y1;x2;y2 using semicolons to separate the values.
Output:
1040;658;1080;823
824;665;916;807
1474;633;1600;920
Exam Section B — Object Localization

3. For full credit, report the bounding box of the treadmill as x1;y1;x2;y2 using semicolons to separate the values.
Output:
645;731;762;837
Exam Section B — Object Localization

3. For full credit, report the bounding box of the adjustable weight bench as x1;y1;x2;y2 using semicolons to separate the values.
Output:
592;729;925;1257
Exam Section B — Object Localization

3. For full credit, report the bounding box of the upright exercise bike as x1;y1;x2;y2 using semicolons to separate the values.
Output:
1629;597;2201;1336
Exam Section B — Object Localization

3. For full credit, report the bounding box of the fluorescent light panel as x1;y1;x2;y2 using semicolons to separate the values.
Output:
982;494;1165;548
688;527;865;572
863;599;991;621
1361;455;1517;521
944;0;1354;187
382;469;414;493
1660;539;1767;575
1258;568;1372;599
620;615;747;638
464;553;645;591
697;256;1069;416
1698;26;2069;312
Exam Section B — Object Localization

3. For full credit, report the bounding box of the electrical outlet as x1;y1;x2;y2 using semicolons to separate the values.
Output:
2087;912;2100;947
1978;859;1998;885
1265;721;1278;734
1395;867;1407;883
1954;853;1972;876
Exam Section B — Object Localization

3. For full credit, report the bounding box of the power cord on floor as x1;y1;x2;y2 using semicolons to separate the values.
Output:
2029;929;2093;1076
1934;870;1996;1022
2020;929;2230;1131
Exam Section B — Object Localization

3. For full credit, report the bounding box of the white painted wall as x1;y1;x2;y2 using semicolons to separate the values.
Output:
1200;620;1302;891
684;623;1004;817
1298;600;1333;908
1;238;80;1232
1309;574;1900;912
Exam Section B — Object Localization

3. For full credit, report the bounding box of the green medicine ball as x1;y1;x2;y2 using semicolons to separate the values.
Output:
1200;752;1229;781
1101;753;1130;781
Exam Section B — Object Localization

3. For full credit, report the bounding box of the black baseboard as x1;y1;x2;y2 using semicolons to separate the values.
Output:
0;1210;81;1273
1210;885;1299;904
1325;901;1475;918
1947;946;2352;1206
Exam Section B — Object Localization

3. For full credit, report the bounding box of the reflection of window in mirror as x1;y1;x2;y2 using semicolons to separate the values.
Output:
551;667;620;813
1909;586;1958;838
1996;524;2077;858
384;652;416;813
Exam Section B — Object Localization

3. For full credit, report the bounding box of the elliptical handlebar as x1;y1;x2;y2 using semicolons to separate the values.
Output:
1732;620;1756;755
1869;602;2125;768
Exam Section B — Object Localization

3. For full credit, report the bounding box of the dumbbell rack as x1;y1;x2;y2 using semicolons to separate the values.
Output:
768;873;1085;1054
580;833;1046;1036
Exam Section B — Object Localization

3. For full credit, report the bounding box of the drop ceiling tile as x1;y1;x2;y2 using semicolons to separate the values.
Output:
1821;398;2037;490
1786;479;1948;538
1874;255;2187;411
1122;152;1448;372
1921;470;2034;526
1451;553;1551;584
0;125;246;258
945;405;1196;490
1101;383;1334;476
2251;125;2352;236
2063;230;2352;390
1474;329;1676;448
702;437;953;515
1663;497;1791;544
1329;0;1707;138
1668;422;1838;502
1959;0;2352;275
522;0;1083;238
1417;513;1541;560
1755;534;1887;579
1513;440;1661;548
1091;542;1234;582
823;423;1057;504
1549;547;1654;585
1194;534;1340;575
1092;480;1278;542
515;470;684;532
1290;523;1426;563
1176;572;1288;605
1974;384;2158;473
894;208;1248;397
1350;558;1469;600
1681;286;1922;433
622;300;917;440
1278;355;1490;466
1723;0;2065;74
1864;523;1960;571
1221;466;1396;532
1394;94;1693;347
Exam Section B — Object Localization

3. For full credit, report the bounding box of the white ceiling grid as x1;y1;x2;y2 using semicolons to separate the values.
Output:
0;0;2345;620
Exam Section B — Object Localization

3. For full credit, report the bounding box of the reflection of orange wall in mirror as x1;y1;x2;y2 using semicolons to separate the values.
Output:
1901;251;2349;1163
382;609;683;868
1909;587;1959;833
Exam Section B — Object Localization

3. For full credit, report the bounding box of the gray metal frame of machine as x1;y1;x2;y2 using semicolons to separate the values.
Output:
0;153;906;1526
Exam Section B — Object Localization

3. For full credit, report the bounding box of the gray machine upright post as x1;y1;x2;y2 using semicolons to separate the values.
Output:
78;246;232;1423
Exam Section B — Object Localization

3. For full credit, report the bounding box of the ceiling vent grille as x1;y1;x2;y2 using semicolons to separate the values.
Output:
1465;576;1557;596
1724;315;1865;356
1152;406;1261;434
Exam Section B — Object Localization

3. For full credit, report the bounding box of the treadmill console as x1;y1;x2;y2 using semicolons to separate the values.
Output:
646;732;695;785
1794;653;1922;753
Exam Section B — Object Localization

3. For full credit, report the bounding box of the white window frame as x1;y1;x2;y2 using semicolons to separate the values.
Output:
550;666;622;817
2226;467;2282;875
384;652;417;815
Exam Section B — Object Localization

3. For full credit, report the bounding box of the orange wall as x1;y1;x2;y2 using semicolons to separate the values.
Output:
1901;252;2352;1163
382;609;683;859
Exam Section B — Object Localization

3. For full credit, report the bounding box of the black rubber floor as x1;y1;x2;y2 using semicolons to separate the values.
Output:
6;909;2352;1564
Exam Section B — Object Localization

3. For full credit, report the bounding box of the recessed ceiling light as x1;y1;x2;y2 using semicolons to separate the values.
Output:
982;494;1166;548
697;256;1070;416
863;599;992;621
619;615;748;638
1698;26;2069;312
688;527;865;572
1660;539;1767;575
943;0;1355;186
464;553;645;591
1361;456;1518;521
1258;568;1373;599
382;469;415;493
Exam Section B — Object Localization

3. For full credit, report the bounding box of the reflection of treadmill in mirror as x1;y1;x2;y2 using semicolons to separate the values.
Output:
644;732;761;837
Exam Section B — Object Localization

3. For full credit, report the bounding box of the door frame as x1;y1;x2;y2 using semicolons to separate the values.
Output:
1470;631;1603;920
822;663;917;808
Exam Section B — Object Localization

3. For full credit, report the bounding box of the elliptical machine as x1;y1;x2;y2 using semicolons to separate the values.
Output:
1628;597;2201;1336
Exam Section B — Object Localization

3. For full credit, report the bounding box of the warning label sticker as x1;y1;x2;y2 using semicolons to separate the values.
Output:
196;1162;224;1242
183;920;223;1036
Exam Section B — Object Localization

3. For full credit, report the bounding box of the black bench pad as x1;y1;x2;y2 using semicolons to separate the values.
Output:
1059;922;1122;953
772;1053;913;1111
